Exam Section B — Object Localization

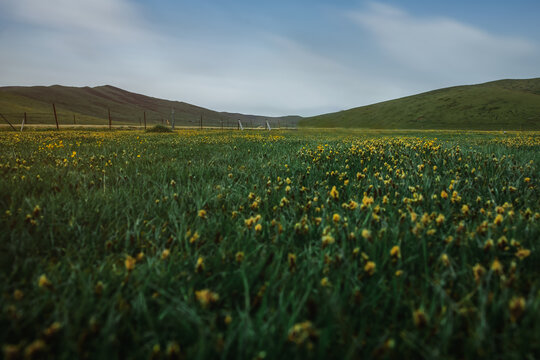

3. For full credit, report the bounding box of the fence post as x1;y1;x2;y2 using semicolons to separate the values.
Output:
52;104;59;130
0;113;16;131
73;114;76;125
20;113;26;131
144;111;147;130
200;115;203;130
108;108;112;129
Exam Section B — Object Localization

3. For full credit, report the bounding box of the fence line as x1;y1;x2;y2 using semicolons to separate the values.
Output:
0;107;297;131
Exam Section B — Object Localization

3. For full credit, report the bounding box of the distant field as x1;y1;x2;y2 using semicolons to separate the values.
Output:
1;129;539;359
300;78;540;130
0;85;301;129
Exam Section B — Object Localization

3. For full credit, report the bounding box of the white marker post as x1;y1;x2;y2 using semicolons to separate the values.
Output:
266;120;271;131
238;120;244;130
20;112;26;132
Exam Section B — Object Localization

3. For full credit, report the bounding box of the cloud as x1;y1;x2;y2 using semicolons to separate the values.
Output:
1;0;149;40
0;1;538;116
347;2;539;83
0;0;359;115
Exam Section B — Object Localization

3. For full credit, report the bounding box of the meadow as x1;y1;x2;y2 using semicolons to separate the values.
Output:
0;128;539;359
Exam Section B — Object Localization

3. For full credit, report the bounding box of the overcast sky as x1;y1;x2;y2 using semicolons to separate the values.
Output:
1;0;539;116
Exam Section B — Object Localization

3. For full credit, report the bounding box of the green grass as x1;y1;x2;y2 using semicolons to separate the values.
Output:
0;129;539;359
300;78;540;130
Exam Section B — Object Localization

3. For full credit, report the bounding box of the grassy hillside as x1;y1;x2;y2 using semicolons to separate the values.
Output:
0;85;301;128
300;78;540;130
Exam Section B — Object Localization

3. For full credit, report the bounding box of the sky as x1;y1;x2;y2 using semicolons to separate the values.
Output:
0;0;539;116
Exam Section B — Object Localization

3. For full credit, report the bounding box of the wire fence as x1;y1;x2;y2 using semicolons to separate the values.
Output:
0;107;298;130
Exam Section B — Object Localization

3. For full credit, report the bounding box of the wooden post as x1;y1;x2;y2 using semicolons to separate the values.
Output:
144;111;147;130
200;115;203;130
108;108;112;129
73;114;76;125
0;113;17;131
52;103;59;130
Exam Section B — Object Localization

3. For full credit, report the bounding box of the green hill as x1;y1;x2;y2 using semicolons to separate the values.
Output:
300;78;540;130
0;85;301;128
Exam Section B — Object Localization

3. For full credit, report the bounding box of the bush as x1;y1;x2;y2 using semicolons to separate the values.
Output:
146;125;173;133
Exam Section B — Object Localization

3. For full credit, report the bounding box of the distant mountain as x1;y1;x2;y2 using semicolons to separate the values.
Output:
299;78;540;130
0;85;301;128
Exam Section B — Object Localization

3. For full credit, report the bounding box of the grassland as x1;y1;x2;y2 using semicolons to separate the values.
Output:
1;129;539;359
0;85;301;128
300;78;540;130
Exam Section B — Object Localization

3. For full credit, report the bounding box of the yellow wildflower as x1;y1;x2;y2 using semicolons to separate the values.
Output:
362;195;374;207
390;245;401;260
195;257;205;273
321;234;335;247
161;249;170;260
125;256;136;271
491;259;503;275
189;231;200;244
515;249;531;260
413;309;428;328
38;274;52;289
436;214;445;226
320;277;331;287
288;321;318;345
13;289;23;301
195;289;219;308
509;296;526;322
364;261;376;276
330;186;339;199
288;253;297;271
472;263;486;284
361;229;372;240
440;253;450;267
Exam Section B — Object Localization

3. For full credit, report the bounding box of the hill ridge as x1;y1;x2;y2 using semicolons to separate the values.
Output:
300;78;540;130
0;85;301;127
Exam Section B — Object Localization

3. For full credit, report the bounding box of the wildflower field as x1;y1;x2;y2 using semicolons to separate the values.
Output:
1;129;539;359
